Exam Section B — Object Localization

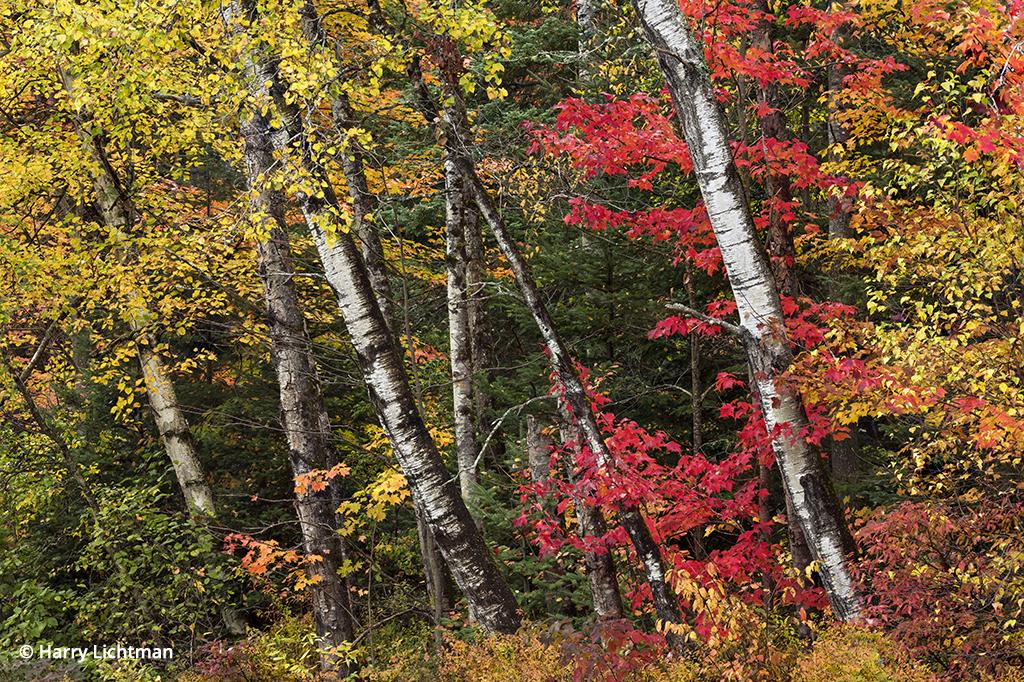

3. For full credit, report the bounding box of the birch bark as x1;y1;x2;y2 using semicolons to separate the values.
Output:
441;97;481;515
299;5;455;615
632;0;862;621
225;0;521;633
241;111;356;675
77;112;216;521
448;146;685;635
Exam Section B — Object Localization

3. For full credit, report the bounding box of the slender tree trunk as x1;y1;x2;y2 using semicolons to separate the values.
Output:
445;139;685;636
749;0;812;570
227;0;521;633
331;93;395;328
443;124;481;514
59;67;244;633
413;64;674;628
465;199;499;455
526;416;563;614
132;331;217;518
683;265;702;453
556;413;625;621
70;95;217;521
531;412;624;622
301;200;519;634
1;350;102;523
632;0;861;621
402;258;458;623
576;0;598;84
827;7;854;243
241;112;356;675
577;0;597;44
826;4;860;484
526;415;553;485
751;0;800;298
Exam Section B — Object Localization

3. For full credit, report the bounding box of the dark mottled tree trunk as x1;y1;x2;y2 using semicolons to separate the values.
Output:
749;0;812;572
555;413;625;621
826;4;861;485
242;112;356;675
751;0;800;298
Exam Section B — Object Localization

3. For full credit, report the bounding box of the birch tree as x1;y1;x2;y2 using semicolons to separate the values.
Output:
301;5;455;622
221;0;522;634
631;0;862;621
66;87;217;521
241;110;356;675
441;93;482;517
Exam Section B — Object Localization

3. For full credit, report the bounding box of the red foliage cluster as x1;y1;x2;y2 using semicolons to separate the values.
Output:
854;498;1024;678
515;365;826;642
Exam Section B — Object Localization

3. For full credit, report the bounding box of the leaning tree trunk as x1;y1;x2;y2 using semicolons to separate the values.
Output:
241;111;356;676
226;0;521;634
632;0;861;621
73;103;217;521
308;5;454;620
332;92;395;327
62;66;244;631
465;201;495;456
131;329;217;518
437;95;685;634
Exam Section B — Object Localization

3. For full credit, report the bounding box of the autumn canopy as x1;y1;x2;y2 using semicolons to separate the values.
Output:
0;0;1022;679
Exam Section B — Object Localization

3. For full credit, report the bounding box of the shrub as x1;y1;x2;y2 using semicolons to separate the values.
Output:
793;626;935;682
854;499;1024;678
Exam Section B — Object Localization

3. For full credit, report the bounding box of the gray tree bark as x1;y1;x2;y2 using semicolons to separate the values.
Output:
632;0;861;621
241;111;356;675
65;85;217;521
226;0;521;633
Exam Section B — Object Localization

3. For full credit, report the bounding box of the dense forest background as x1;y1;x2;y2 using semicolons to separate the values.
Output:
1;0;1022;679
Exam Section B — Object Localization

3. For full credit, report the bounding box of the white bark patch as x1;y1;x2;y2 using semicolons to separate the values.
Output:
634;0;862;620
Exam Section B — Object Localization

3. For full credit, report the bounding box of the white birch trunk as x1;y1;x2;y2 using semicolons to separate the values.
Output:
302;9;458;615
73;105;217;521
223;0;521;633
132;329;216;518
449;147;685;638
443;126;481;514
632;0;862;621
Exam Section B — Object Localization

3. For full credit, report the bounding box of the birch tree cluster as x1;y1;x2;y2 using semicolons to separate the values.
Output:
1;0;1022;679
